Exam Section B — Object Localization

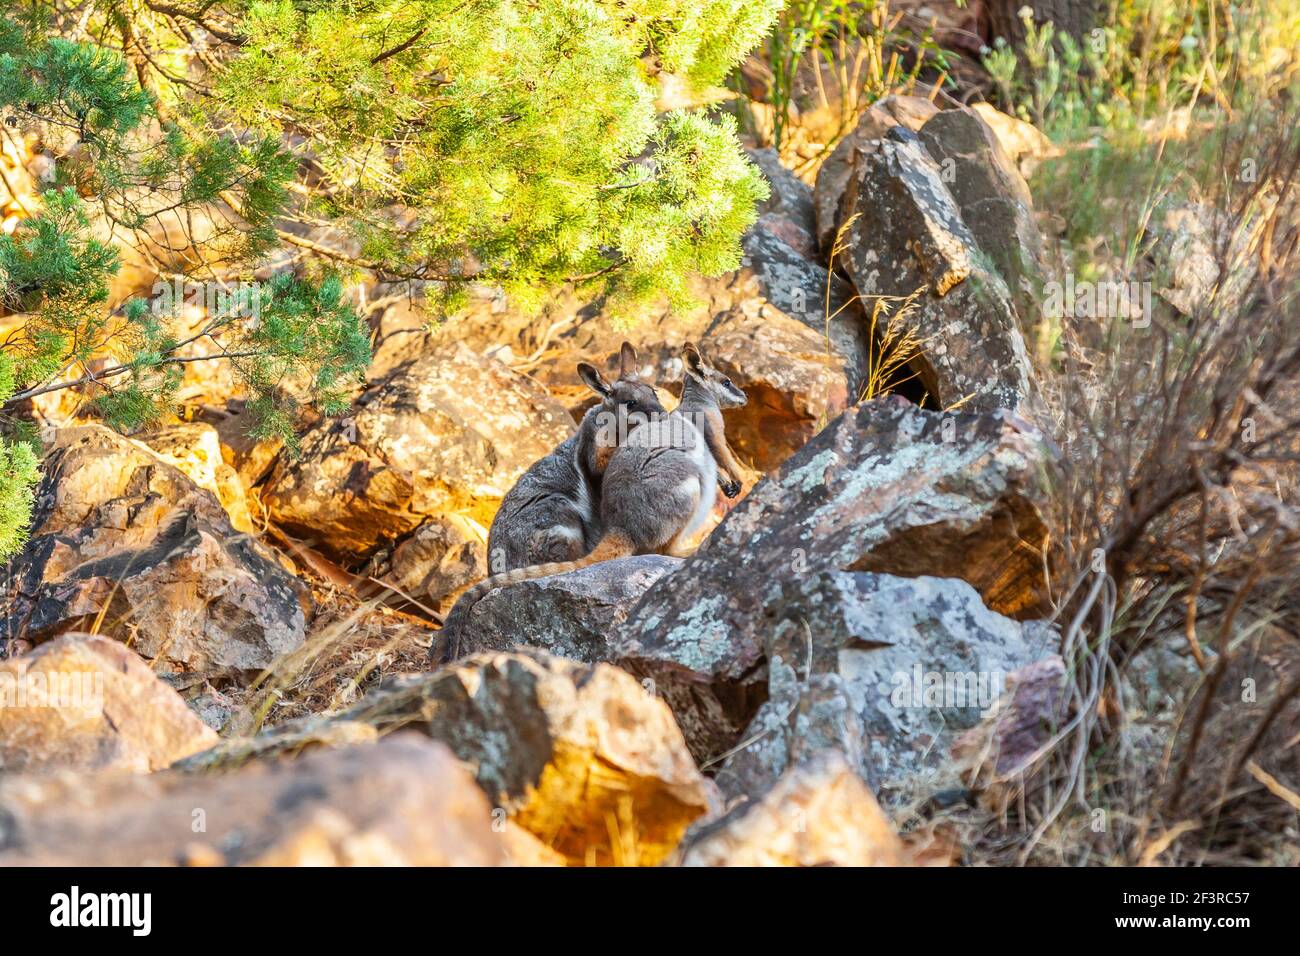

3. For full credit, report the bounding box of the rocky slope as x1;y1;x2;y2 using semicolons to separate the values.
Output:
0;100;1072;866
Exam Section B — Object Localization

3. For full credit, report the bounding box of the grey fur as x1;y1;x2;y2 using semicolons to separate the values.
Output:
485;344;664;571
599;342;749;555
436;343;745;663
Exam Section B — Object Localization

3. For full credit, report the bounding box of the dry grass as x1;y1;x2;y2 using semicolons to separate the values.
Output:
821;211;932;407
948;85;1300;865
222;585;436;736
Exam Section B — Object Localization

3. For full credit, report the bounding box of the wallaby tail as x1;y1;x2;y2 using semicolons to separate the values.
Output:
432;532;634;662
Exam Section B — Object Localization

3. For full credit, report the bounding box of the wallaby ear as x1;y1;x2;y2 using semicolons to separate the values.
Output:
682;341;705;378
577;362;614;398
618;341;639;381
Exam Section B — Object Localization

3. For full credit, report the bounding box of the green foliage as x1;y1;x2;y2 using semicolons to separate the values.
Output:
983;0;1300;136
750;0;949;154
0;18;150;138
0;436;39;559
239;272;373;450
0;16;370;556
215;0;780;314
0;0;782;556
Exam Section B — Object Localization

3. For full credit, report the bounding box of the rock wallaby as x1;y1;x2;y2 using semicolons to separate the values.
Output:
442;342;746;652
484;342;666;572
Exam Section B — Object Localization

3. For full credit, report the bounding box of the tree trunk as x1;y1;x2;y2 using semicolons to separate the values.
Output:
986;0;1100;51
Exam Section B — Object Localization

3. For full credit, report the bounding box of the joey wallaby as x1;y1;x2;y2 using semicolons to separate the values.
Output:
441;342;745;655
484;342;665;573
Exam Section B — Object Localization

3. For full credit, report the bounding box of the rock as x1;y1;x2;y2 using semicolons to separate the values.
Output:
0;736;507;866
615;399;1053;762
137;422;255;533
917;106;1047;297
502;821;568;867
0;425;310;678
384;515;488;614
190;650;712;865
0;634;217;773
747;147;818;257
1149;201;1259;318
970;102;1062;178
263;342;575;558
719;573;1057;802
838;130;1036;412
813;94;940;253
675;750;908;867
447;555;750;768
344;650;712;866
952;654;1068;807
174;718;381;772
199;399;285;492
456;555;681;662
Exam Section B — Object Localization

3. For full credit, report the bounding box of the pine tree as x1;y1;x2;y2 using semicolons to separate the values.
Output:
0;1;782;555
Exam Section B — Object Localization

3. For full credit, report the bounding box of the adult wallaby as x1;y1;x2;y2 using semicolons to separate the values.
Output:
443;342;746;650
484;342;665;573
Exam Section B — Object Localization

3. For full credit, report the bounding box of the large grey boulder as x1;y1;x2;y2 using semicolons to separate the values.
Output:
612;398;1053;764
813;94;940;254
717;572;1057;803
455;555;681;662
917;106;1047;298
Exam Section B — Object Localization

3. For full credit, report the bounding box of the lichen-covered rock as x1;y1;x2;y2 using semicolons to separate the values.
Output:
748;147;819;257
813;94;939;253
186;650;712;865
456;555;681;662
719;573;1057;802
917;106;1047;297
839;130;1036;412
0;634;217;773
1;426;310;678
614;399;1053;763
0;736;507;866
676;750;908;867
263;342;575;558
748;145;816;248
